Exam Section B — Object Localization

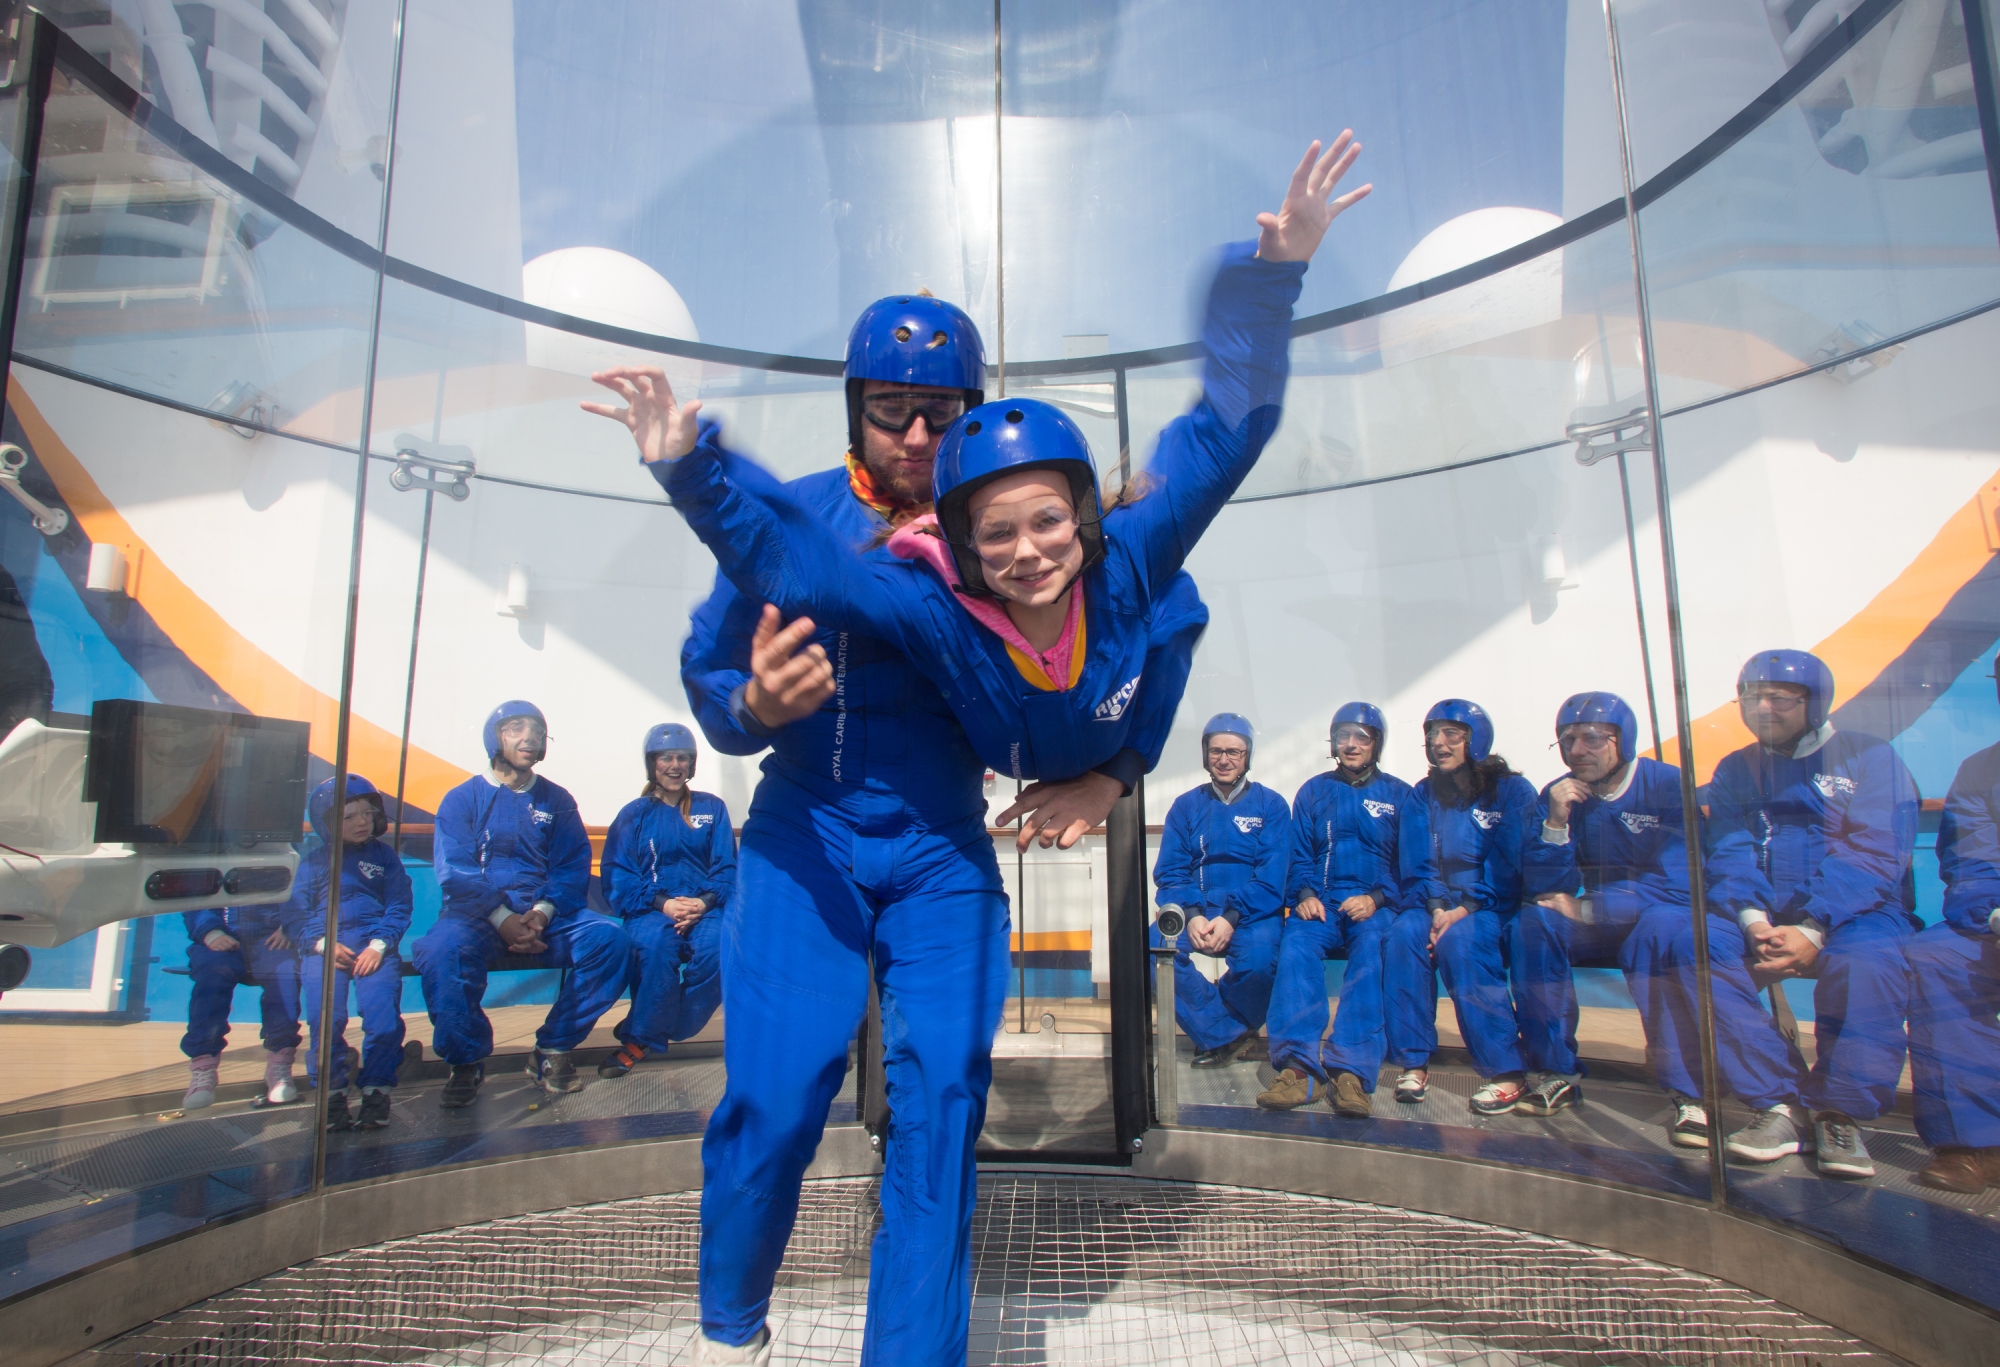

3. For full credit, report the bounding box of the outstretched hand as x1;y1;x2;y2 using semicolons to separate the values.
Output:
582;365;704;464
745;604;835;728
1256;132;1370;264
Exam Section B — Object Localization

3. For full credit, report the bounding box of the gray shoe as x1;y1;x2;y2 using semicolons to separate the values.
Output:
1813;1111;1876;1179
1725;1104;1811;1163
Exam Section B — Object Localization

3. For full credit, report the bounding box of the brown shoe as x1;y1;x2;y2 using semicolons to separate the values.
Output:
1330;1071;1372;1118
1256;1067;1317;1110
1916;1146;2000;1193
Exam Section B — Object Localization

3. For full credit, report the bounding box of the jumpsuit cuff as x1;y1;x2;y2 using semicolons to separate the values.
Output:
1539;822;1570;845
1091;747;1146;795
1795;919;1826;949
532;899;558;917
698;892;720;910
727;681;776;739
1212;906;1242;928
1990;908;2000;935
1736;907;1772;933
202;930;231;950
487;906;517;930
368;938;388;953
1426;897;1449;914
313;937;327;955
1371;887;1393;909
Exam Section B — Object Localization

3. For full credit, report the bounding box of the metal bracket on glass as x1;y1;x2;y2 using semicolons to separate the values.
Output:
389;434;475;502
1567;405;1652;467
0;444;68;535
1151;904;1184;1126
1809;319;1903;384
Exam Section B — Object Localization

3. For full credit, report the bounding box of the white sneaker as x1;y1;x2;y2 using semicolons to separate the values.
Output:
1394;1068;1429;1103
693;1328;771;1364
183;1054;220;1110
264;1046;299;1104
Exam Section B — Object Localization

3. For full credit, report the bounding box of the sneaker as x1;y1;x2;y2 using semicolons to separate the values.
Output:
1470;1075;1529;1116
263;1047;299;1105
325;1092;354;1132
598;1042;647;1079
528;1048;583;1094
1515;1073;1580;1117
440;1063;484;1108
1667;1094;1711;1149
693;1327;771;1365
1330;1071;1372;1118
183;1054;220;1111
1255;1067;1317;1110
1394;1068;1429;1103
1191;1032;1253;1068
1725;1103;1811;1163
356;1088;391;1130
1813;1111;1875;1179
1916;1145;2000;1193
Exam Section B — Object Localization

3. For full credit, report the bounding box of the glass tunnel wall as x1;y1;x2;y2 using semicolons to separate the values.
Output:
0;0;1996;1325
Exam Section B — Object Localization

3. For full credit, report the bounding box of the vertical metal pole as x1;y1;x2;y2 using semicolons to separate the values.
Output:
1113;366;1131;490
1151;948;1178;1125
1615;452;1666;760
991;0;1005;399
0;13;56;403
1960;0;2000;242
389;486;433;849
313;0;410;1191
1601;0;1729;1201
1107;778;1151;1153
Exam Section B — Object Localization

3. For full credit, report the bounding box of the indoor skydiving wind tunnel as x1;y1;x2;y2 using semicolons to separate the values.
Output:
2;0;2000;1362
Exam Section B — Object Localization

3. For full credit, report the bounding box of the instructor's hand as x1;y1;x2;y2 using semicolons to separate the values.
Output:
995;772;1124;851
744;605;835;728
1256;131;1371;264
582;365;704;463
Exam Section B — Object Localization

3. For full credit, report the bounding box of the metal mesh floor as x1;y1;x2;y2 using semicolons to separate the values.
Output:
71;1175;1895;1367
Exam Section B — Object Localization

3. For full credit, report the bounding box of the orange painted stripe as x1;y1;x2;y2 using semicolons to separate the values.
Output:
10;377;474;812
1668;472;2000;782
1011;930;1092;952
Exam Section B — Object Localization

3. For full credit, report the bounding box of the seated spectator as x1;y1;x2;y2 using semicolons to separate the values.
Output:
179;902;300;1111
1152;714;1291;1067
413;701;631;1105
1512;692;1689;1121
598;723;735;1079
1675;650;1917;1177
282;775;412;1131
1260;703;1418;1116
1905;671;2000;1193
1384;699;1537;1114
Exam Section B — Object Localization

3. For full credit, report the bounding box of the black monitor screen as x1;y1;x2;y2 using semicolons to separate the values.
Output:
87;701;311;847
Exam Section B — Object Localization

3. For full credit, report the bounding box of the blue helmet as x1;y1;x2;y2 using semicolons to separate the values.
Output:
1330;701;1386;754
933;398;1105;597
1424;699;1494;763
1737;649;1835;731
482;700;547;760
644;722;698;779
308;773;386;845
844;294;985;451
1202;712;1255;768
1556;691;1637;764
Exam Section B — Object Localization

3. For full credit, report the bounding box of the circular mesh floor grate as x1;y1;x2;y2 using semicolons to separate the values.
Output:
76;1175;1895;1366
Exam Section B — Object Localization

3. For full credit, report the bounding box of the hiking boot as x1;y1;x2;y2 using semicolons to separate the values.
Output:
598;1042;647;1079
1394;1068;1429;1103
694;1327;772;1365
1191;1032;1253;1068
1916;1145;2000;1193
324;1092;354;1132
440;1063;484;1108
1668;1094;1711;1149
1255;1067;1317;1110
1515;1073;1581;1117
183;1054;220;1111
262;1046;299;1105
1470;1074;1529;1116
529;1048;583;1094
1813;1111;1875;1179
355;1088;392;1130
1330;1071;1372;1118
1725;1103;1810;1163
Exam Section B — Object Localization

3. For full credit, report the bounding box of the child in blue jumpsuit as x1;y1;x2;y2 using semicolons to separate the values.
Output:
599;723;735;1078
1906;703;2000;1193
413;701;631;1105
283;774;412;1131
1384;700;1539;1115
1261;703;1420;1116
179;902;301;1110
1680;650;1918;1178
1513;693;1690;1123
1152;714;1291;1067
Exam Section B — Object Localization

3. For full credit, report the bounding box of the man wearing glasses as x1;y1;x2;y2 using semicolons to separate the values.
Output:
1152;714;1293;1068
1513;693;1689;1126
413;700;632;1107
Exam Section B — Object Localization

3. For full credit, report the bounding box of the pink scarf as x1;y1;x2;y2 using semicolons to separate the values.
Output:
886;514;1084;691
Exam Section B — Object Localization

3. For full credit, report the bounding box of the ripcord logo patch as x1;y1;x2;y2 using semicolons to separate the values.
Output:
1812;772;1858;798
358;861;384;880
688;814;714;828
1233;816;1263;834
1362;800;1396;819
1470;807;1502;830
1093;674;1141;722
1619;812;1661;834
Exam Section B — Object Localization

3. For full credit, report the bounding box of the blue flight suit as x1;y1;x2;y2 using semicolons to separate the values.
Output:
1151;779;1292;1051
1385;773;1538;1078
602;789;736;1053
412;773;629;1066
1696;726;1919;1118
282;827;413;1092
1907;740;2000;1149
1265;767;1420;1090
1515;757;1689;1079
180;904;300;1060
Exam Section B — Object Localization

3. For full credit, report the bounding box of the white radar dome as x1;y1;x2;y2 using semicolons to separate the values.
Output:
522;247;702;398
1378;207;1564;368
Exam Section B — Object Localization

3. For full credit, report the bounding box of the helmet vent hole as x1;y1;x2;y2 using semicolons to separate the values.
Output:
964;420;982;435
893;326;912;342
1005;409;1024;423
927;330;948;348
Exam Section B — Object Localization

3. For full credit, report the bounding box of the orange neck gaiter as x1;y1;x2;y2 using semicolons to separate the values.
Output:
846;451;930;528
